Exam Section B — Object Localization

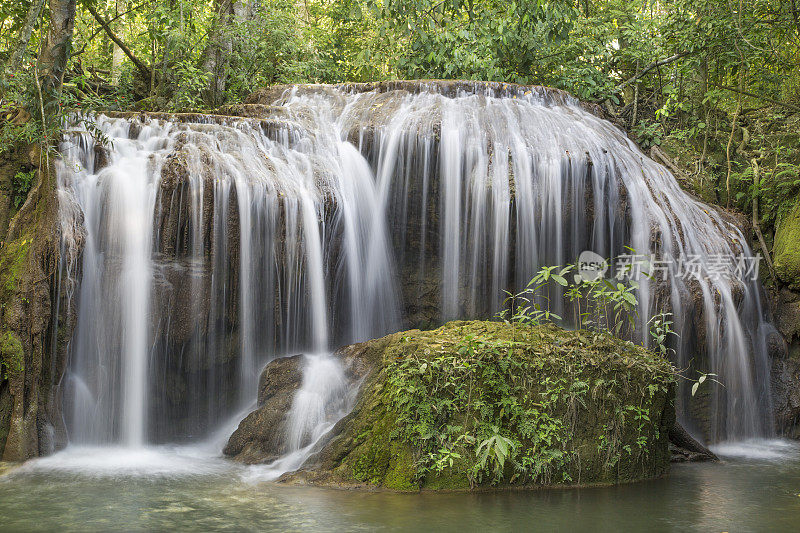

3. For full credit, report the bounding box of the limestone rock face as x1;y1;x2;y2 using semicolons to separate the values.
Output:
767;287;800;437
226;321;676;491
771;356;800;438
0;148;73;461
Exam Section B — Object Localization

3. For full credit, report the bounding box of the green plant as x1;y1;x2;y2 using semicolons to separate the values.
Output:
429;431;473;474
633;119;664;150
502;257;640;339
691;372;723;397
11;170;35;209
648;312;676;358
475;426;516;481
382;319;675;488
171;60;212;111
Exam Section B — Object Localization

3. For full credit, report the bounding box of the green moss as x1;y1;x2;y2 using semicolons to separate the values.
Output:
344;401;420;491
774;197;800;288
328;320;675;491
383;443;419;491
422;460;472;490
0;235;31;294
0;330;24;377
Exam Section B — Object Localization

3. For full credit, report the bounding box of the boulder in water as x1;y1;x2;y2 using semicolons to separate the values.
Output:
223;355;304;463
227;321;676;490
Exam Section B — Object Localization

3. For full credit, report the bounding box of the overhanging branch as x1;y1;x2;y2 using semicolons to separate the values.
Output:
616;52;690;91
85;4;151;80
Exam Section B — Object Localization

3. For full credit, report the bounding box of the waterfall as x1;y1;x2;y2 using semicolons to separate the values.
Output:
56;82;777;448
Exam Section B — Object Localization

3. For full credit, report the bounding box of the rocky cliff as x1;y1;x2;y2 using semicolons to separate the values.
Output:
0;137;74;460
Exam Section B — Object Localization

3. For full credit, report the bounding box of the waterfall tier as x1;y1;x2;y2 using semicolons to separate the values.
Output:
56;82;778;445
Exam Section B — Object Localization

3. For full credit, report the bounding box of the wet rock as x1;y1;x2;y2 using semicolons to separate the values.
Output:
93;144;109;172
0;151;72;460
773;288;800;346
668;422;717;462
771;356;800;438
669;444;716;462
766;328;788;361
223;355;304;463
225;321;676;491
224;343;379;464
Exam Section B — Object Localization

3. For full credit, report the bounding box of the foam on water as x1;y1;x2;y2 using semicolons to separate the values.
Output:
6;446;236;478
711;439;800;461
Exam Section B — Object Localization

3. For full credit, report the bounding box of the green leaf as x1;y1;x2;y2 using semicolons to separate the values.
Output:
622;292;637;305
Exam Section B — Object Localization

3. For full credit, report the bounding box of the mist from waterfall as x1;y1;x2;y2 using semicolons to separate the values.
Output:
56;82;777;449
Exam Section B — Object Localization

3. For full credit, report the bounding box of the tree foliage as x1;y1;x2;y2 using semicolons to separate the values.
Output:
2;0;800;267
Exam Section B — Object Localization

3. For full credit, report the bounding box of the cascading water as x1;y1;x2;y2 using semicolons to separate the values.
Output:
56;82;778;455
252;353;353;480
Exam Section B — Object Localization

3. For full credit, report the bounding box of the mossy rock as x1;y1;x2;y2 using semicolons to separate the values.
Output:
243;320;676;491
0;235;30;296
774;198;800;289
0;331;24;377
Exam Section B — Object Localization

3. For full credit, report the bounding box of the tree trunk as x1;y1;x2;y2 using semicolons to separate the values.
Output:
38;0;77;95
111;0;127;85
6;0;47;73
201;0;254;106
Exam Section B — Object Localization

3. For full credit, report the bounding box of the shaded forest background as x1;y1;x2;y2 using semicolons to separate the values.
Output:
2;0;800;274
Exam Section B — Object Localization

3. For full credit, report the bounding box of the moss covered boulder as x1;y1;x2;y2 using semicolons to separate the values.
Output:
229;321;675;490
774;198;800;289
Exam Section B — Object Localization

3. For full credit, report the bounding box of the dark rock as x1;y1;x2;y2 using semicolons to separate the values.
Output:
766;328;788;360
668;422;717;462
773;288;800;344
771;356;800;438
93;144;109;172
224;342;379;464
223;355;304;464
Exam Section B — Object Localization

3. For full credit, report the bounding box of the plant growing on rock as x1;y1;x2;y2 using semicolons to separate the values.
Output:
501;256;642;340
648;312;676;358
379;322;675;488
475;426;516;482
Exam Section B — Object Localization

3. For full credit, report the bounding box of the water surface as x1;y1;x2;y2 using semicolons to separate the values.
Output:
1;441;799;531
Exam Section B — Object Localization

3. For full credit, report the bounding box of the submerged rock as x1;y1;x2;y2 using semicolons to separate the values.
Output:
226;320;676;490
